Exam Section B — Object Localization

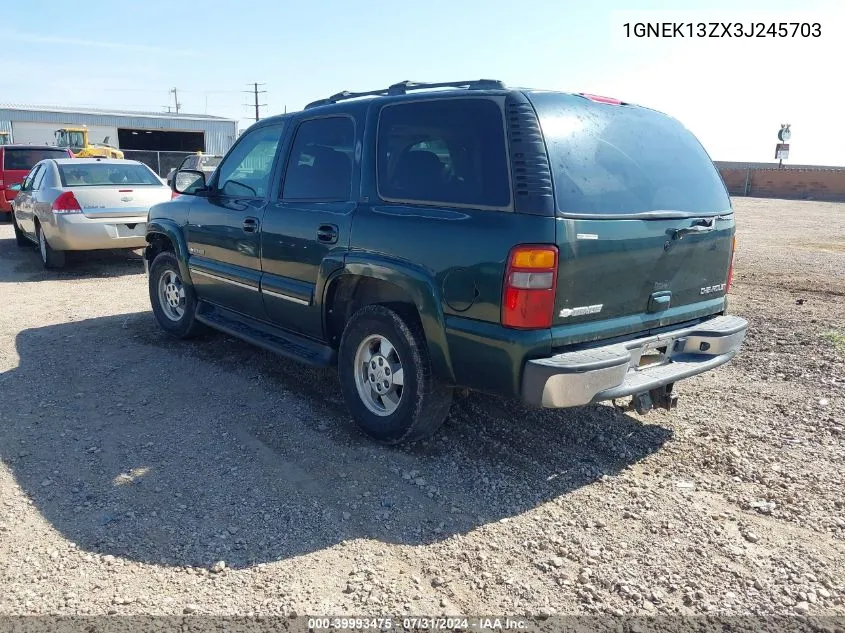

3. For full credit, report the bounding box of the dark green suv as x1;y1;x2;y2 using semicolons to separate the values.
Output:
144;79;747;444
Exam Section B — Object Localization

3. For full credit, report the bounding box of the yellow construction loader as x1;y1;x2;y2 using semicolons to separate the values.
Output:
55;127;124;159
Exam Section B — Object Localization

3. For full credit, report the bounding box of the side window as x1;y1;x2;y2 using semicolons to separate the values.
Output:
33;163;49;190
377;98;511;208
21;165;42;191
282;117;355;201
215;123;285;198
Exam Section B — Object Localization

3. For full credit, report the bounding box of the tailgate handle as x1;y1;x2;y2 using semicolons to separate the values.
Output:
648;291;672;313
672;218;715;240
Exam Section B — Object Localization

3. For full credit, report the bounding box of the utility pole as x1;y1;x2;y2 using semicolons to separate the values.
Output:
170;88;181;114
244;82;267;121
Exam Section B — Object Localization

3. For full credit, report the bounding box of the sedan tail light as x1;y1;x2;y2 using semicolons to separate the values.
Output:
51;191;83;214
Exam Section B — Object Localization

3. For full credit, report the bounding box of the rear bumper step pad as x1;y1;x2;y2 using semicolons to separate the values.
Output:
521;315;748;408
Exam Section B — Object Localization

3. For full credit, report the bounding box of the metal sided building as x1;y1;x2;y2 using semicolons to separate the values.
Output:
0;104;238;175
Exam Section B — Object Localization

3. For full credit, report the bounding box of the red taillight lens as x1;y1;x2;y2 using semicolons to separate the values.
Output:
502;245;558;329
51;191;82;214
726;236;736;293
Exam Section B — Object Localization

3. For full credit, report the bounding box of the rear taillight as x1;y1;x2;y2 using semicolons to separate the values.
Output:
726;236;736;293
51;191;82;214
502;245;558;329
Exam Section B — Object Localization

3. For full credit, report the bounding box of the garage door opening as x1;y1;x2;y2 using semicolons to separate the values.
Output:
117;129;205;151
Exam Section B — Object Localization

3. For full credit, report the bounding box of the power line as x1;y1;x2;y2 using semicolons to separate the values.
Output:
92;87;247;94
243;82;267;122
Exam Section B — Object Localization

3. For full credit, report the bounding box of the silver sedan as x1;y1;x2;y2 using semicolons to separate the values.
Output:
10;158;175;268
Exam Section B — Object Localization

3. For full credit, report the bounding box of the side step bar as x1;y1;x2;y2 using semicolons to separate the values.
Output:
195;302;336;367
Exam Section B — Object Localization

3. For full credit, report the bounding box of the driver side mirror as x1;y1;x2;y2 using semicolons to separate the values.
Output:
172;169;208;196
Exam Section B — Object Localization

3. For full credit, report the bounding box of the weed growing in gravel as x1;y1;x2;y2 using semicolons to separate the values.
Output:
821;330;845;351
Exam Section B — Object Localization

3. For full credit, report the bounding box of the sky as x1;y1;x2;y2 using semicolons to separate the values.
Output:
4;0;844;165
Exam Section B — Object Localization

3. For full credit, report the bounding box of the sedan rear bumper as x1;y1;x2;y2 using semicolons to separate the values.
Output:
521;314;748;408
45;214;148;251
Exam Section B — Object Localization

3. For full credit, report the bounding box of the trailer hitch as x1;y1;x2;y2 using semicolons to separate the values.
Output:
614;384;678;415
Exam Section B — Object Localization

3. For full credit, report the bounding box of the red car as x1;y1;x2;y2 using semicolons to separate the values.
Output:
1;145;74;220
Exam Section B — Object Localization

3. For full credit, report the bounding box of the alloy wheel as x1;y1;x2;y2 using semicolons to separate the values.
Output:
353;334;405;416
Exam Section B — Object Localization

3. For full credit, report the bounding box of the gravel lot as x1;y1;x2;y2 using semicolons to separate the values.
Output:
0;198;843;621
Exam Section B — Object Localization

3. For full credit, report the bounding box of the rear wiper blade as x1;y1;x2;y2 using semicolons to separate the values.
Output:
671;218;716;240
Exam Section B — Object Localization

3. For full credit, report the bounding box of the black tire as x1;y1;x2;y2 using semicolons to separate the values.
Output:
36;222;65;269
148;250;206;338
338;304;453;444
12;213;30;247
1;211;11;223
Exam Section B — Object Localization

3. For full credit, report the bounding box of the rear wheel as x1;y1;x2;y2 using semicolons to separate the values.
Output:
338;304;453;444
12;214;30;247
36;223;65;268
149;250;206;338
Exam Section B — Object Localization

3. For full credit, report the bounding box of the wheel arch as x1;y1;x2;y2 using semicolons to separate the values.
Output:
145;220;193;287
324;258;455;383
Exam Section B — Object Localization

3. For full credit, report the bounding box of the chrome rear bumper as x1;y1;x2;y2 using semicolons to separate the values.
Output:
521;315;748;408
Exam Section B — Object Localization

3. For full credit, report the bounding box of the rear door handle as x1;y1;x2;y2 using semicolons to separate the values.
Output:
242;217;259;233
317;224;339;244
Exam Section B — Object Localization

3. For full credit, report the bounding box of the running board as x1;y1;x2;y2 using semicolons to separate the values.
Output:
195;303;336;367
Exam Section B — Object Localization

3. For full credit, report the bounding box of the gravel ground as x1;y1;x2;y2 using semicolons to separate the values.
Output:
0;197;843;621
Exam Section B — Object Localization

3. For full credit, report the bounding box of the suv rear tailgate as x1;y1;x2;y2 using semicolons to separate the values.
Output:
526;91;735;346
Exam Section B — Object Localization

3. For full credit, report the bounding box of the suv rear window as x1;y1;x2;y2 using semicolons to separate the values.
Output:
3;148;68;171
58;163;162;187
377;98;510;208
528;92;731;216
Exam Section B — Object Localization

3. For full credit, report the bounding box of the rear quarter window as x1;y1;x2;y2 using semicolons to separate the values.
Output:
3;148;69;171
376;98;511;209
528;92;730;216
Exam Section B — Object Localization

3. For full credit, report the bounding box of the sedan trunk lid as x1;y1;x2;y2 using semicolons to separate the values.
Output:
70;186;171;219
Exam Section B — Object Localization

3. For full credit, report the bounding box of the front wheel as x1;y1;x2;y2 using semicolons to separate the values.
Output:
148;251;206;338
338;305;453;444
12;213;30;247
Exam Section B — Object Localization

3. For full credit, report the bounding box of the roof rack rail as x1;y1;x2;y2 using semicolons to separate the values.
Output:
304;79;506;109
